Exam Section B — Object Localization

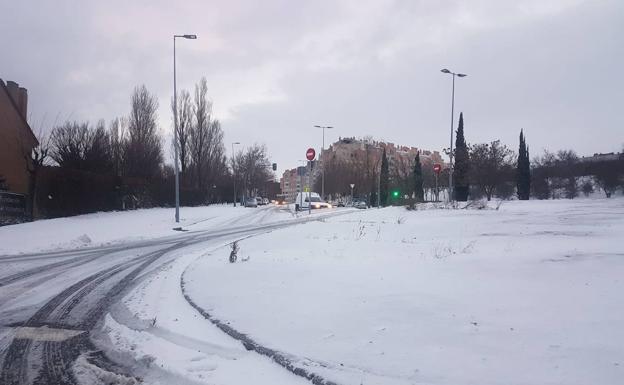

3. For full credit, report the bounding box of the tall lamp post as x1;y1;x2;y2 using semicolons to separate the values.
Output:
314;125;333;200
232;142;240;206
173;34;197;223
440;68;466;202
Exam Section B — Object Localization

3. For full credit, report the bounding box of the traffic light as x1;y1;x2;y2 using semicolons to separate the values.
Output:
392;190;399;198
272;163;277;171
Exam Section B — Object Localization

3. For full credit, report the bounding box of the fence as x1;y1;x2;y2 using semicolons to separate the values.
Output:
0;191;26;225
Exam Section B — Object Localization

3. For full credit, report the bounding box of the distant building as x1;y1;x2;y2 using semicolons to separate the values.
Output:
280;138;446;200
0;79;38;195
579;152;621;163
280;162;316;202
322;137;445;172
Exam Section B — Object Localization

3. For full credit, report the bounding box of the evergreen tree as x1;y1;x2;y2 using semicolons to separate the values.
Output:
452;112;470;201
413;152;424;202
516;129;531;200
380;149;389;206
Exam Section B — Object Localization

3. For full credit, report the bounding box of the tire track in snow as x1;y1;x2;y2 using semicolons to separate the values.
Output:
180;270;341;385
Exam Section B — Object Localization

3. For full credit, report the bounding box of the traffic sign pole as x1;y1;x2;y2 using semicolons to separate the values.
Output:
305;148;315;214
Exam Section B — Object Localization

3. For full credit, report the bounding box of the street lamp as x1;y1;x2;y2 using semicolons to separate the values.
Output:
314;125;333;200
173;33;197;223
232;142;240;206
440;68;467;202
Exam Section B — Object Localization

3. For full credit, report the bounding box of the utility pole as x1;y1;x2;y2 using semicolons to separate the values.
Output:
173;34;197;222
440;68;467;202
232;142;240;206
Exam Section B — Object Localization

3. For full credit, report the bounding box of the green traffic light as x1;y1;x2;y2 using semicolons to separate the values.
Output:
393;191;399;197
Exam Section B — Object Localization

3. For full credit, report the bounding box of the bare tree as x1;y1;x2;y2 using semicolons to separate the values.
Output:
49;121;91;169
469;140;515;201
420;157;437;201
532;150;557;199
591;161;620;198
109;117;126;176
188;77;228;196
49;120;112;173
84;119;112;173
172;89;192;174
124;85;163;178
556;150;579;199
233;144;272;197
189;78;211;189
204;120;228;190
23;129;50;219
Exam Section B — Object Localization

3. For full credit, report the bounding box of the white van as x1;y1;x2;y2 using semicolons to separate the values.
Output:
295;192;332;211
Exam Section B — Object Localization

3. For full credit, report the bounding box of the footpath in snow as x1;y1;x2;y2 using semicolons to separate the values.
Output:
182;198;624;385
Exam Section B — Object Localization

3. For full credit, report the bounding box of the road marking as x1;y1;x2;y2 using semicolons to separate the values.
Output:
15;325;85;342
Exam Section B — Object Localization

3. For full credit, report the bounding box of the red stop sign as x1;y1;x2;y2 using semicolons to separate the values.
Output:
306;148;316;161
433;163;442;174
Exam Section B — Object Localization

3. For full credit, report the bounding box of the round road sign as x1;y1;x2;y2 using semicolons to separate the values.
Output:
306;148;316;161
433;163;442;174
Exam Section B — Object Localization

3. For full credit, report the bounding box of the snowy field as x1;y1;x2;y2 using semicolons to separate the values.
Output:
180;198;624;385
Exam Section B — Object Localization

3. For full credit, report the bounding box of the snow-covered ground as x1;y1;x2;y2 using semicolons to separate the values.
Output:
0;204;327;255
5;198;622;384
179;198;624;385
96;245;311;385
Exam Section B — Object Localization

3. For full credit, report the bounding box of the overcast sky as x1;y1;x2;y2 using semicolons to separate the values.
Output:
2;0;623;172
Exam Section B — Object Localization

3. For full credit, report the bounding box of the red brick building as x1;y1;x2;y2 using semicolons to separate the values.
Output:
0;79;38;195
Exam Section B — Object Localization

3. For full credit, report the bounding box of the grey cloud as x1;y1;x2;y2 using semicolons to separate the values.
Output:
1;0;622;170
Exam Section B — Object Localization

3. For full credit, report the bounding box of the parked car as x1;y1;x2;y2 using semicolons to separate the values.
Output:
354;200;367;209
295;192;332;210
245;197;258;208
256;197;265;205
262;198;269;205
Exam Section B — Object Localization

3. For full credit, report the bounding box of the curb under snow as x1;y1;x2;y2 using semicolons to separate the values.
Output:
180;276;340;385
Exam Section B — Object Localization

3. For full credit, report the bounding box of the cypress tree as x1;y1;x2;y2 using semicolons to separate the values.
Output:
413;152;424;202
516;129;531;200
380;149;389;206
453;112;470;201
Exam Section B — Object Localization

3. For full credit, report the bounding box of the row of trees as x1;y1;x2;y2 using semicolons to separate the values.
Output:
317;113;622;206
172;78;228;192
27;79;274;217
48;86;164;180
451;113;624;201
531;150;623;199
